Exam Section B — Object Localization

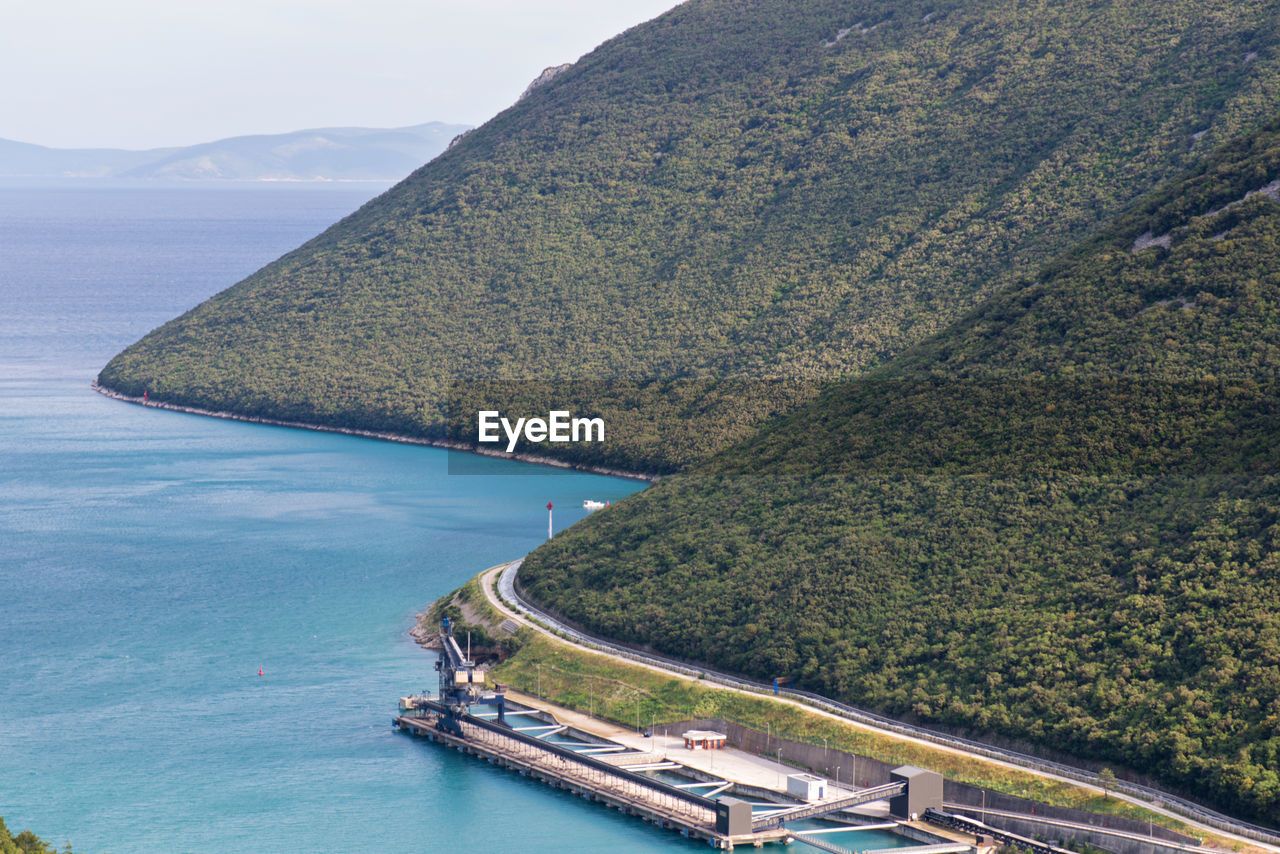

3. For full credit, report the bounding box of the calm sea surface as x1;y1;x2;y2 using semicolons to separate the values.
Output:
0;181;911;854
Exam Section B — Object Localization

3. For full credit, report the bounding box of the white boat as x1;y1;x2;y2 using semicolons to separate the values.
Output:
583;499;608;511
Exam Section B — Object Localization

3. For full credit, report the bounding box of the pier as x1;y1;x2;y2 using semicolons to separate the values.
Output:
394;699;790;849
399;615;972;851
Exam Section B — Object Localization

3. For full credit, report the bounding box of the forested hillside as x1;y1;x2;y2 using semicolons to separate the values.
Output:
101;0;1280;473
520;117;1280;824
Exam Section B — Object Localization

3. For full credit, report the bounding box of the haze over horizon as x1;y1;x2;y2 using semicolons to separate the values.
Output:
0;0;678;151
0;120;462;152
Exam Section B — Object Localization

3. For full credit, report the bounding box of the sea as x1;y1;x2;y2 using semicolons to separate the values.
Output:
0;180;911;853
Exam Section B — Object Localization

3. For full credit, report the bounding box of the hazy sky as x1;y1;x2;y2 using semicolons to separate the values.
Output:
1;1;679;150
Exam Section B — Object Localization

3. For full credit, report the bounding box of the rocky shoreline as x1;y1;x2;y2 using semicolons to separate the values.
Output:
91;381;657;483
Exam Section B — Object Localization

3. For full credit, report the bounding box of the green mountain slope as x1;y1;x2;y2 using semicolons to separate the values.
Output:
100;0;1280;473
519;117;1280;823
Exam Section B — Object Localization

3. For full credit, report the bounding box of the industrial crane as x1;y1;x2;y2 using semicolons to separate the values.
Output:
434;616;508;736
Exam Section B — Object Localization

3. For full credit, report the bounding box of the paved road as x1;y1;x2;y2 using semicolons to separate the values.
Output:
484;560;1280;853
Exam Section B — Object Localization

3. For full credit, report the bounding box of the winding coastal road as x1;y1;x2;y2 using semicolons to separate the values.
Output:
481;559;1280;853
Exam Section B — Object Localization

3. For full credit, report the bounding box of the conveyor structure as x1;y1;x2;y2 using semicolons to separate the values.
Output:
751;781;906;830
434;616;508;736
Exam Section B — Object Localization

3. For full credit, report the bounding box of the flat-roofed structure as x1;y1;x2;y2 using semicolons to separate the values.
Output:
890;765;943;819
787;772;828;802
683;729;727;750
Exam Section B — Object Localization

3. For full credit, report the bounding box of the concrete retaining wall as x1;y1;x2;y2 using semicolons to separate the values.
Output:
945;781;1196;846
949;809;1195;854
660;719;1200;854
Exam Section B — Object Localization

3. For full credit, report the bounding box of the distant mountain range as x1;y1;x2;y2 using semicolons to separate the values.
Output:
0;122;470;182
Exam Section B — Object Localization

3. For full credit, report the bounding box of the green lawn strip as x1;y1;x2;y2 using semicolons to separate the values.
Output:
417;570;1215;843
489;631;1202;840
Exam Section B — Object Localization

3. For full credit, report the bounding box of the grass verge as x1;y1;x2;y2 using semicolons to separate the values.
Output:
423;571;1260;849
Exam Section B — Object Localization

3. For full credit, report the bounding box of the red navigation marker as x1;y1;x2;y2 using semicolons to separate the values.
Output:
547;501;553;510
258;667;263;676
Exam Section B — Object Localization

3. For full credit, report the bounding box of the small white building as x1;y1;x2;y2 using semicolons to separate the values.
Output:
787;773;828;802
683;730;727;750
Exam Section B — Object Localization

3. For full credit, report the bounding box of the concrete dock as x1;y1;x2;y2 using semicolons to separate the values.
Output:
395;702;790;849
396;690;985;853
499;689;887;811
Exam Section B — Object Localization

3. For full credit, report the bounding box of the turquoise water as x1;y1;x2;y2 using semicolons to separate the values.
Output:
0;182;695;853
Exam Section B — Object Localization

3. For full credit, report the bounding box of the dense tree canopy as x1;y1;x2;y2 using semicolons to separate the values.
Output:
97;0;1280;826
100;0;1280;473
0;818;66;854
521;118;1280;824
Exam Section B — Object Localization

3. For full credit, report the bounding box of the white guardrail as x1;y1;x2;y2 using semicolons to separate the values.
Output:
496;560;1280;847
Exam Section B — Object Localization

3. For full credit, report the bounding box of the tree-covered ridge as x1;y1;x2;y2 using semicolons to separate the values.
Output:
101;0;1280;473
519;117;1280;823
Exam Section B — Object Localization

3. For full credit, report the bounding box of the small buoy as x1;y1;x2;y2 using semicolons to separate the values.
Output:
258;667;263;676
